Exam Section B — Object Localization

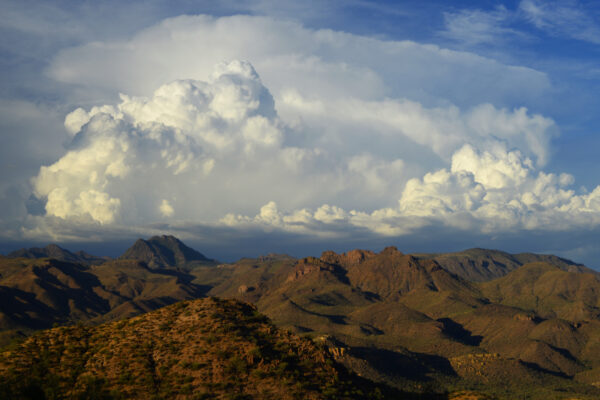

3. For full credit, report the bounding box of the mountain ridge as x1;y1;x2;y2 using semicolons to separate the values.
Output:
7;244;108;266
414;247;592;282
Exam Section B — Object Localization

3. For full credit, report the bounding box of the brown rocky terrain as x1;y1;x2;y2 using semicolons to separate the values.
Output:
207;247;600;399
3;237;600;399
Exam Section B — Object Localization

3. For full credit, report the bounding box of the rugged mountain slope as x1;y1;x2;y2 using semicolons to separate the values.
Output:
119;235;217;269
415;248;590;282
7;244;108;265
207;249;600;399
0;257;208;346
0;298;403;399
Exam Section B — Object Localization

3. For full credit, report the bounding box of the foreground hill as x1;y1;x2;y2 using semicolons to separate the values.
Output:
0;297;404;399
119;235;217;269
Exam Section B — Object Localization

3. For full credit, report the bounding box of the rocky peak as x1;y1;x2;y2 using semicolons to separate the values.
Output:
320;249;376;267
119;235;214;269
286;257;340;283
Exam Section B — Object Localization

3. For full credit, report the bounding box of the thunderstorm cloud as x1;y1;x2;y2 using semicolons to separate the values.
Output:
1;13;597;264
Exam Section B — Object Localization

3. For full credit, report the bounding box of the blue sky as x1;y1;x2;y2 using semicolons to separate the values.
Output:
1;0;600;266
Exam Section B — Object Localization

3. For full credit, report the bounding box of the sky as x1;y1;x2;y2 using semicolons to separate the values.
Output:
1;0;600;267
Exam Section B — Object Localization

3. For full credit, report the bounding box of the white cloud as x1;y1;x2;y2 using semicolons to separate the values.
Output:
33;61;287;224
159;199;174;217
33;58;560;229
223;144;600;237
12;14;596;262
280;93;555;165
47;15;551;110
396;145;600;232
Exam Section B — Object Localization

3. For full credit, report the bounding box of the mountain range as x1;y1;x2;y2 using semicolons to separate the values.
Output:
2;236;600;399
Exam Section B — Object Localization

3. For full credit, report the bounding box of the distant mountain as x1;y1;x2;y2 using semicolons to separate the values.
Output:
0;297;402;399
119;235;217;269
414;248;591;282
479;262;600;320
7;244;108;265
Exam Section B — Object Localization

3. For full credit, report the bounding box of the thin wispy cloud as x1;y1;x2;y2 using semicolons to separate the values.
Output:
442;1;600;48
441;6;523;46
519;0;600;44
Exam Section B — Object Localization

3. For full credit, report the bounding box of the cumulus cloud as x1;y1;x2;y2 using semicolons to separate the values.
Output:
32;56;564;233
223;143;600;237
397;144;600;231
159;199;174;217
33;61;283;224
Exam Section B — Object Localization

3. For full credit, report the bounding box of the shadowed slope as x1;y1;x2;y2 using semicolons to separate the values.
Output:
0;258;209;345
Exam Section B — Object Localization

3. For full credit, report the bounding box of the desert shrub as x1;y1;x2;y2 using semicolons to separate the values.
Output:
215;349;230;360
117;372;133;384
191;393;212;400
204;334;217;344
250;369;267;379
179;383;193;394
226;356;247;375
76;376;115;400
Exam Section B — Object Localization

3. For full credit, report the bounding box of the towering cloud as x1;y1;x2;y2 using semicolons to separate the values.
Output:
30;58;600;241
33;61;280;224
